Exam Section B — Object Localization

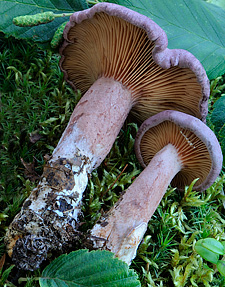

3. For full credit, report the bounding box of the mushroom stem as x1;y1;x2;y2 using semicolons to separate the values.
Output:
5;77;133;270
51;77;133;169
90;143;182;265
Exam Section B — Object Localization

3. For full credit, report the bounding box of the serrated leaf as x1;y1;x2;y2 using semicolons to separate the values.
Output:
110;0;225;79
0;0;88;44
39;249;141;287
2;0;225;77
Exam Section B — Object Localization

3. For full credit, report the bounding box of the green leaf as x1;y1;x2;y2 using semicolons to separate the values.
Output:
211;96;225;163
194;239;222;264
201;238;225;255
109;0;225;79
206;0;225;10
0;0;88;44
211;96;225;133
217;260;225;277
0;265;14;285
1;0;225;77
195;244;219;264
39;249;141;287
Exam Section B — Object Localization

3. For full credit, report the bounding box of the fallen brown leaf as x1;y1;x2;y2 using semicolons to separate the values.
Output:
20;157;40;182
29;131;42;143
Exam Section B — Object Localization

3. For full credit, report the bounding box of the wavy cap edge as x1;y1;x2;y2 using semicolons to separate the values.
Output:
135;110;222;192
59;3;209;122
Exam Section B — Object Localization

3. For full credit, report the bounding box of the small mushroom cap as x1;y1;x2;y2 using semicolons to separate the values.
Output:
135;110;223;191
60;3;209;122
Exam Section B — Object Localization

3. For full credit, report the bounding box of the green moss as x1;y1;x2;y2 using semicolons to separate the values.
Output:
135;176;225;286
0;33;224;286
0;32;79;244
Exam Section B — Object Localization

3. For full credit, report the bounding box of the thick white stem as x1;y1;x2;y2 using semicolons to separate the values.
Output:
5;77;133;270
91;144;182;265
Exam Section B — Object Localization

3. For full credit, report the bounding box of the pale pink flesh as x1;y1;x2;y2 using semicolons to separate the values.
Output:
91;144;182;265
51;77;133;170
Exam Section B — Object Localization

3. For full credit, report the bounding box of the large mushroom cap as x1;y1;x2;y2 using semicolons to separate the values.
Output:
135;110;223;191
60;3;209;123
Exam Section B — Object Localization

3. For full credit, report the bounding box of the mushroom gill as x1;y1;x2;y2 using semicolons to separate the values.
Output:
140;121;212;188
62;12;203;122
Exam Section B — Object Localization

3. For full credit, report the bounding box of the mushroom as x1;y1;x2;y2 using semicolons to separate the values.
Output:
90;110;223;265
5;3;209;270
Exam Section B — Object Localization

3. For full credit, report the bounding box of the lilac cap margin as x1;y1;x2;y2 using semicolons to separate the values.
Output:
135;110;223;191
60;3;210;122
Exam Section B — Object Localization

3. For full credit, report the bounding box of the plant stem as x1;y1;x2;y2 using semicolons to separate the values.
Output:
54;13;73;18
87;0;101;4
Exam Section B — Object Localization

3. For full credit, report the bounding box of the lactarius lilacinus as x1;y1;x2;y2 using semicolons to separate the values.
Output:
6;3;209;270
91;110;222;265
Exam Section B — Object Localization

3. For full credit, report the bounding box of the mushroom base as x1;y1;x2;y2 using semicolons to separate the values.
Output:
5;153;90;271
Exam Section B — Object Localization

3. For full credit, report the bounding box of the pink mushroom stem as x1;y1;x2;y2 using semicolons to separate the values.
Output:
91;144;182;265
91;110;223;266
51;77;132;169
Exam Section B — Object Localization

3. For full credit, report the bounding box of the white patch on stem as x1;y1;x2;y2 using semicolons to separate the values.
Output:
116;222;147;264
28;178;51;213
27;160;89;225
53;163;89;221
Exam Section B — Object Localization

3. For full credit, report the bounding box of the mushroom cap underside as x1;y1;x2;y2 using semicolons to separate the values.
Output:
135;110;223;191
60;3;209;123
